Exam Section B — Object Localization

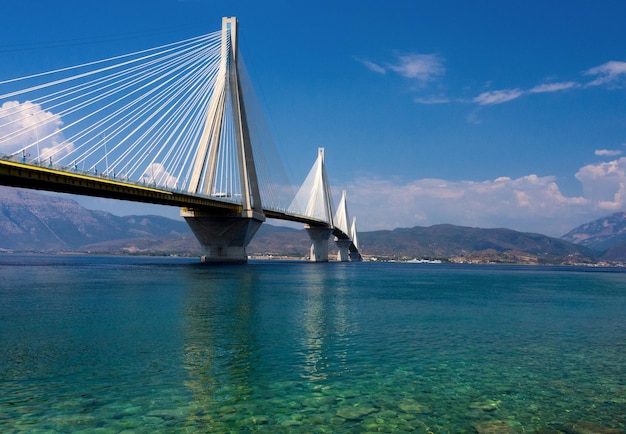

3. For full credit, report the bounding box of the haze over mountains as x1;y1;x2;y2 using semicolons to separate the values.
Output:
1;186;625;264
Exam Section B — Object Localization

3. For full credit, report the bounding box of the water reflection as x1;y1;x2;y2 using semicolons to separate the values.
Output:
300;269;328;381
181;266;259;420
179;263;360;405
299;265;355;382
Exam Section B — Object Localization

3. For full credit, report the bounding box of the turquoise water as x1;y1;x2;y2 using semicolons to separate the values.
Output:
1;255;624;433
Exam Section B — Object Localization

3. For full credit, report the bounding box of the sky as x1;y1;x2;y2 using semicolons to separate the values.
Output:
1;0;626;237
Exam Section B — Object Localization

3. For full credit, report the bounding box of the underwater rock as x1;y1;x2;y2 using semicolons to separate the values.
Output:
145;408;188;420
379;409;399;418
280;419;303;427
469;399;501;412
216;405;237;414
398;398;428;413
244;415;270;425
306;414;326;425
339;389;361;399
562;421;624;434
472;420;515;434
336;405;377;420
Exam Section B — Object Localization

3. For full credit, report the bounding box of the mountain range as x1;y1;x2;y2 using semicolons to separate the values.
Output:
562;212;626;262
1;186;625;264
0;187;197;253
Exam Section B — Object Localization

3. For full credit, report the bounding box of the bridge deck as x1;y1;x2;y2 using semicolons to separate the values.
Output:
0;158;339;231
0;158;241;213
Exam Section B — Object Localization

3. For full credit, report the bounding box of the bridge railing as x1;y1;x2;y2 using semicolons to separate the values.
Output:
0;152;241;204
0;152;325;221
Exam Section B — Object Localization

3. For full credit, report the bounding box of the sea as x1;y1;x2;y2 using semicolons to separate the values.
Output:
1;254;624;433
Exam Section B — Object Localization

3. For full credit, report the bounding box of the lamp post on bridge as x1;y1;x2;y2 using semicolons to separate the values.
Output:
30;113;40;165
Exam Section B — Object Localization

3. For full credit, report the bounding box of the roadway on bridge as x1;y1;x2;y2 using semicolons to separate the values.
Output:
0;157;336;229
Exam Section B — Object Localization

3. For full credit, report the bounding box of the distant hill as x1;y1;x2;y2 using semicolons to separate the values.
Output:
0;186;606;263
0;186;310;256
360;224;596;263
562;211;626;250
249;224;311;257
0;187;198;254
561;211;626;261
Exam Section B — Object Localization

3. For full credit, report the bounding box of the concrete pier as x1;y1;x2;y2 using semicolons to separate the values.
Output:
335;238;352;262
182;208;264;263
305;225;332;262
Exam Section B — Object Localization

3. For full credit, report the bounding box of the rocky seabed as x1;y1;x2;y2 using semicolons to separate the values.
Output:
4;361;625;433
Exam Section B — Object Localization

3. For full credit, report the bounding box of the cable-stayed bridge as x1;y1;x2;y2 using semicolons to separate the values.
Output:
0;17;361;263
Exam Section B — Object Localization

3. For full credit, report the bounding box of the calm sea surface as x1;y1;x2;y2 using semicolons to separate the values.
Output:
1;255;624;433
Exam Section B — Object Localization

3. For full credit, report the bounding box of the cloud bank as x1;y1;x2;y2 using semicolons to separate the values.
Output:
339;156;626;237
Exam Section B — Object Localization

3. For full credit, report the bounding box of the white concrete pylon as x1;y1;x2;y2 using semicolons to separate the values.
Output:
289;148;333;225
290;148;335;261
348;216;363;262
334;189;350;236
187;17;262;216
333;189;352;262
182;17;265;263
350;216;359;251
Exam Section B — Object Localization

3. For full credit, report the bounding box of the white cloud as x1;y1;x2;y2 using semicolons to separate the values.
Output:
470;60;626;106
471;80;580;106
530;81;579;93
575;157;626;210
142;162;178;189
584;60;626;87
360;52;445;83
473;88;524;105
359;59;386;74
595;149;622;157
386;53;445;82
0;100;69;161
359;54;622;107
340;158;626;237
414;96;449;104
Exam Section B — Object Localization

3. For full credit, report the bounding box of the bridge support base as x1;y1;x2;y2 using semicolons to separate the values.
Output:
349;250;363;262
181;208;264;263
305;225;332;262
335;238;352;262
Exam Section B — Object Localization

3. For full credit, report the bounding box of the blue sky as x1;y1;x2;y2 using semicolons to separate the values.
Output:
1;0;626;236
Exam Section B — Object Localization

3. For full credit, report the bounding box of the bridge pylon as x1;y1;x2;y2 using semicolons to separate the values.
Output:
182;16;265;263
290;148;334;261
334;190;352;261
349;217;363;262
